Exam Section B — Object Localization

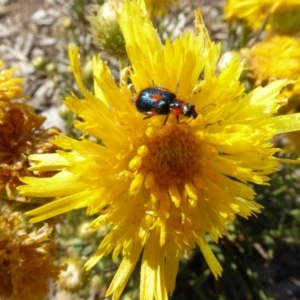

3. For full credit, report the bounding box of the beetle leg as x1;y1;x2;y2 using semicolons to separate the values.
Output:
163;114;169;126
142;115;152;120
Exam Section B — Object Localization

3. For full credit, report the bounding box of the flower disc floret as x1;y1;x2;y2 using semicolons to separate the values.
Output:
136;125;199;184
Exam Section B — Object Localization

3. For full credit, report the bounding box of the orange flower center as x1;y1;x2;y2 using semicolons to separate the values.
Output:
142;125;200;184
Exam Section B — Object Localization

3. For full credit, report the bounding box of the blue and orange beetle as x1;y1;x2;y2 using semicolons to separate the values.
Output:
133;87;198;126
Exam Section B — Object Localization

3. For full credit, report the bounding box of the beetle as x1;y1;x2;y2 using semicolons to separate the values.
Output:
133;87;198;126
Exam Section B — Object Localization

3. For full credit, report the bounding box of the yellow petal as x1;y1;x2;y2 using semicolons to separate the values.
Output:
198;235;223;279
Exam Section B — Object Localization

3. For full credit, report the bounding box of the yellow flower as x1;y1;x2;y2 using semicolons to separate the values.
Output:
0;60;25;102
224;0;300;34
243;35;300;153
244;36;300;84
0;206;61;300
243;35;300;100
19;1;300;299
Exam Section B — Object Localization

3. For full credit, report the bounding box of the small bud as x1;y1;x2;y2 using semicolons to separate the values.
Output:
59;103;71;121
63;17;73;30
87;1;126;58
58;258;86;293
97;224;109;238
90;274;106;292
77;221;93;239
31;56;48;71
45;62;57;74
82;60;94;85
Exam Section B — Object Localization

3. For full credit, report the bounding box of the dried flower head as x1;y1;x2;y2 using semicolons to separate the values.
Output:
0;206;61;300
0;104;59;201
0;61;59;201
